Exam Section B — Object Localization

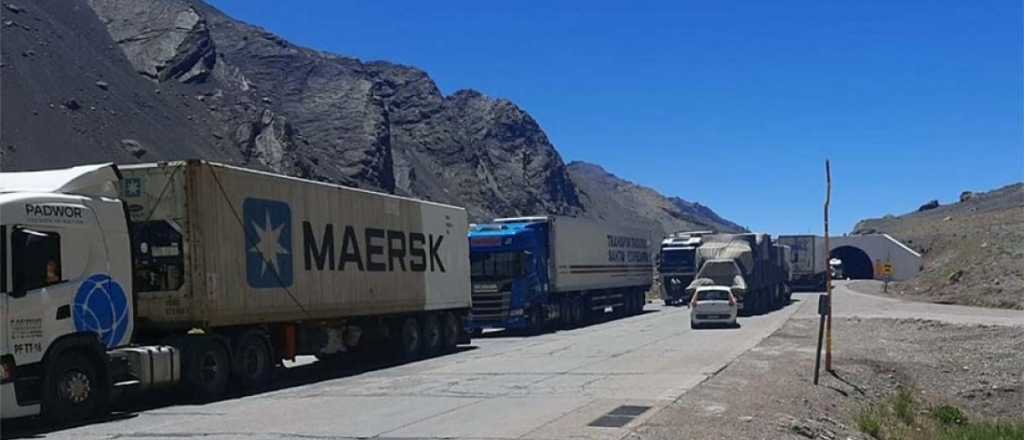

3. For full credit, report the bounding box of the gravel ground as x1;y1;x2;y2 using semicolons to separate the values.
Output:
854;183;1024;310
630;299;1024;440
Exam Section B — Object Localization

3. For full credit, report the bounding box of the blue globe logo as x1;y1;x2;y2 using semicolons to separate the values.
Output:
73;274;129;348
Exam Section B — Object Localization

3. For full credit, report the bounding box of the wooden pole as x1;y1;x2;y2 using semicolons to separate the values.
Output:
824;160;833;371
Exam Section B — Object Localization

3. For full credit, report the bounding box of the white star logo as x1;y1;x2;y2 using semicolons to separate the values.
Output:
126;179;141;196
249;211;288;278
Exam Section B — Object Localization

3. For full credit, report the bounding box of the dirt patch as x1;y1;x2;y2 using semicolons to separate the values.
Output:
631;313;1024;439
853;183;1024;310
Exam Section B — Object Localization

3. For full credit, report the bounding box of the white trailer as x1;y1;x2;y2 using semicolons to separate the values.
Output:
543;216;654;293
777;235;827;290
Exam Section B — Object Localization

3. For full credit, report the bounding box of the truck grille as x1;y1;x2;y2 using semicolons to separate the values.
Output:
471;283;511;320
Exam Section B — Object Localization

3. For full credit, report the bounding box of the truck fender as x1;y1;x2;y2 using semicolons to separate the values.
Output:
42;332;110;383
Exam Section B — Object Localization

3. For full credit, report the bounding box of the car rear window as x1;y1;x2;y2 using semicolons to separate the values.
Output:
698;290;730;301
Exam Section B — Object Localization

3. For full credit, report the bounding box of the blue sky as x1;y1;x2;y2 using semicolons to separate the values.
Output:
208;0;1023;234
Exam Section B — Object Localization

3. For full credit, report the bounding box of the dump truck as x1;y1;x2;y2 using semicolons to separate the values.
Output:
777;235;827;291
657;230;714;306
467;216;654;334
0;160;471;424
685;233;790;314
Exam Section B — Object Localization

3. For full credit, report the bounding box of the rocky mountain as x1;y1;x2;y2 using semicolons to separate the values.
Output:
568;161;746;235
853;183;1024;309
0;0;737;233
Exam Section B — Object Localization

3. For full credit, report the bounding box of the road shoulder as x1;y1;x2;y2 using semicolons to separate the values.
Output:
630;297;1024;440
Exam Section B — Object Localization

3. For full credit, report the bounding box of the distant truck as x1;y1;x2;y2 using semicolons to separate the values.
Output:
657;230;714;306
777;235;827;291
685;233;791;314
467;216;653;334
1;161;470;424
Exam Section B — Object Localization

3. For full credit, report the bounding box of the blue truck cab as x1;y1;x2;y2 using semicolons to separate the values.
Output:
467;219;549;332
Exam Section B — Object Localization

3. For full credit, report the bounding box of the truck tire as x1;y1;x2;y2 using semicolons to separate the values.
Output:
527;306;545;335
569;298;582;327
561;300;577;327
183;337;230;401
421;314;443;357
43;351;106;425
441;312;460;352
397;317;422;361
233;331;273;390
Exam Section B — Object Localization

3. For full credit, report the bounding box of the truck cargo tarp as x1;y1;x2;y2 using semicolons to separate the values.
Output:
687;260;747;293
696;240;753;273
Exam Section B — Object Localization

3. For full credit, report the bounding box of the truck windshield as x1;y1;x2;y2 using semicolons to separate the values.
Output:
471;251;523;280
659;249;694;270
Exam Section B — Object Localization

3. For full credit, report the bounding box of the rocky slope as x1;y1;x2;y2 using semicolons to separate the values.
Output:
0;0;736;231
853;183;1024;309
567;161;745;235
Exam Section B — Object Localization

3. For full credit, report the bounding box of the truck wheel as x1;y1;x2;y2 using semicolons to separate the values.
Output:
561;298;577;329
233;331;273;390
43;351;106;425
421;314;443;357
574;298;588;325
397;317;422;361
184;337;230;401
441;312;460;352
527;306;545;335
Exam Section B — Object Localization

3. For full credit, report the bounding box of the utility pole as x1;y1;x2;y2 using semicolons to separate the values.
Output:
824;160;833;372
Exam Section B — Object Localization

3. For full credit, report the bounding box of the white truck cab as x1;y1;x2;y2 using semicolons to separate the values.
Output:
1;164;135;421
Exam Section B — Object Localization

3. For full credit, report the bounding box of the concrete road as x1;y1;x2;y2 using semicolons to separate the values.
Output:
12;302;801;440
823;280;1024;326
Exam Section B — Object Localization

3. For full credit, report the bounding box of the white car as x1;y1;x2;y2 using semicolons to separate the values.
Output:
690;286;738;329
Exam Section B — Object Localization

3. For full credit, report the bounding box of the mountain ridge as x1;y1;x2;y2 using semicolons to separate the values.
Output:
0;0;739;234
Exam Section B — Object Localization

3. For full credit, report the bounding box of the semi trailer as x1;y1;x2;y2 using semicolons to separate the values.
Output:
657;230;714;306
777;235;827;291
0;160;471;424
685;233;791;314
467;216;654;334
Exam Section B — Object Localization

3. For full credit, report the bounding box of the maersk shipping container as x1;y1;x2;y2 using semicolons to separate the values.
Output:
120;161;471;329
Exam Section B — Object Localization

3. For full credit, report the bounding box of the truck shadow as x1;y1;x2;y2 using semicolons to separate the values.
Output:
474;309;661;339
738;297;802;317
0;346;478;439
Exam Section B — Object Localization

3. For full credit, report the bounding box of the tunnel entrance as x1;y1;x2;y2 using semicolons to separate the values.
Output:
830;246;874;280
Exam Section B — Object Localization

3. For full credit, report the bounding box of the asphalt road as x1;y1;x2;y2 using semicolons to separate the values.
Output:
7;301;802;440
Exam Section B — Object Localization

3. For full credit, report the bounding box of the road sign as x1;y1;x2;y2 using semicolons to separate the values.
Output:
881;263;894;276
